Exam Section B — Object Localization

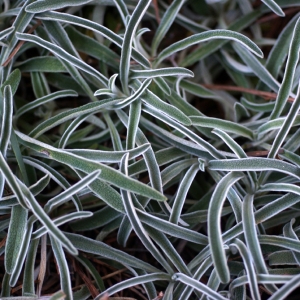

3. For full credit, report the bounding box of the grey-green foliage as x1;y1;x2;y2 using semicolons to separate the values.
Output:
1;0;300;299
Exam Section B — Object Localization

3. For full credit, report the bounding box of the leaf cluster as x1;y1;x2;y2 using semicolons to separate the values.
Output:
1;0;300;299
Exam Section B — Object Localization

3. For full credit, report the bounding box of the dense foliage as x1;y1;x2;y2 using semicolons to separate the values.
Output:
1;0;300;299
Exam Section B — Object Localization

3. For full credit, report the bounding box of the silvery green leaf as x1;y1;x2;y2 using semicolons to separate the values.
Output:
113;78;152;109
257;13;300;91
140;116;214;160
96;273;171;299
241;97;274;112
23;157;82;210
113;0;129;25
130;67;194;79
58;114;91;149
261;0;285;16
179;10;262;67
230;239;260;300
208;172;244;284
16;33;108;87
0;152;29;209
36;11;150;68
268;80;300;158
119;0;151;93
9;216;35;287
242;194;274;292
0;85;13;157
16;178;78;255
233;42;280;92
15;90;77;118
120;153;173;273
190;116;254;139
145;224;191;274
29;97;121;138
151;0;185;56
0;26;14;40
208;158;300;180
126;100;141;150
5;205;28;274
267;274;300;300
26;0;94;13
16;56;67;73
44;170;100;213
0;174;49;207
155;29;263;66
142;90;192;126
67;143;150;163
137;209;208;245
17;132;166;202
172;273;227;300
65;232;161;273
117;110;163;193
169;164;199;224
142;105;222;159
1;69;21;95
49;235;73;300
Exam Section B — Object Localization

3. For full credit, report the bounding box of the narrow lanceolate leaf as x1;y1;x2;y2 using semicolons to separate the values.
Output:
154;29;263;66
50;236;73;300
126;100;141;150
151;0;186;56
9;216;35;287
36;11;150;68
169;164;199;224
233;43;280;93
5;205;28;274
0;152;29;209
119;0;151;93
142;91;192;126
33;212;93;239
172;273;227;300
17;56;67;73
96;273;171;300
230;239;260;300
0;85;13;156
261;0;285;16
16;178;78;255
67;143;150;163
267;274;300;300
208;158;300;180
16;132;167;202
260;183;300;196
1;69;21;95
0;27;14;40
268;81;300;159
16;33;108;87
113;78;152;109
65;232;160;273
272;16;300;120
242;195;270;280
44;170;101;213
190;116;254;139
130;67;194;79
137;209;208;245
120;153;173;273
26;0;94;13
15;90;77;118
113;0;129;25
0;174;49;207
208;172;244;284
29;97;121;138
142;105;222;159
